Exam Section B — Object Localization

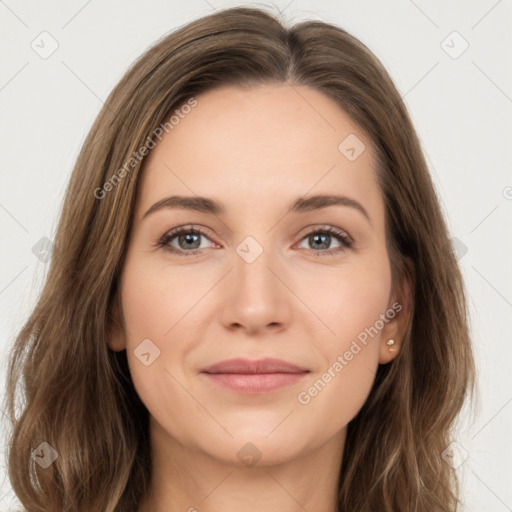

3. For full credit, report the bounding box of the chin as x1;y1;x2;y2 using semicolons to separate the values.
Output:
221;441;300;469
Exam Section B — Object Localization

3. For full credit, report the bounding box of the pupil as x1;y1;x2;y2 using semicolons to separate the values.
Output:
177;232;332;251
180;233;200;249
312;233;329;249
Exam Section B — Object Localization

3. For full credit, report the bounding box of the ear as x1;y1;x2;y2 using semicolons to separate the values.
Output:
378;257;414;364
106;291;127;352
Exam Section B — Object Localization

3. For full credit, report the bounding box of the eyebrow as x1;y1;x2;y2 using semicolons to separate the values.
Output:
142;193;371;225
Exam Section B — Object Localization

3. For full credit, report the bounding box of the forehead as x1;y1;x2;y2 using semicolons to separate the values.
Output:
135;83;383;222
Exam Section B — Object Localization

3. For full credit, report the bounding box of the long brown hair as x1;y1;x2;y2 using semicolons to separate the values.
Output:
3;6;475;511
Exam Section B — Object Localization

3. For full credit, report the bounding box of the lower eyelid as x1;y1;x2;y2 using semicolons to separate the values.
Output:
160;227;352;254
296;236;350;252
164;230;212;251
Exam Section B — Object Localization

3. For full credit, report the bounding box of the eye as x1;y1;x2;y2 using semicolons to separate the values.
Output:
157;224;353;257
296;226;353;256
157;225;216;256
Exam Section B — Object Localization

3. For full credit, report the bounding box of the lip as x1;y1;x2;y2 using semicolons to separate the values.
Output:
202;357;309;374
201;358;310;394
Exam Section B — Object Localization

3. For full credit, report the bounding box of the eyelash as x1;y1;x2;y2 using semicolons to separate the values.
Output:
157;225;353;257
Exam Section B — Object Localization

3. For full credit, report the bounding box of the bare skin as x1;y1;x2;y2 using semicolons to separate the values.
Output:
108;83;412;512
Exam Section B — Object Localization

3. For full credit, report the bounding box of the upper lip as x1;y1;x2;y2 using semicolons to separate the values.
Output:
201;358;310;374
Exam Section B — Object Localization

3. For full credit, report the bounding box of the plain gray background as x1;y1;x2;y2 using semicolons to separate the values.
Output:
1;1;511;510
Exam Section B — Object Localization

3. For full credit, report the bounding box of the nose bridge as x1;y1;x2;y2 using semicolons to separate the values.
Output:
221;232;291;332
234;233;280;303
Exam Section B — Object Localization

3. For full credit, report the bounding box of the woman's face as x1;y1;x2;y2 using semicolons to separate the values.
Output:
110;83;408;467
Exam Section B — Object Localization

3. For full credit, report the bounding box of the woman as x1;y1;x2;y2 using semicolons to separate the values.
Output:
4;6;475;511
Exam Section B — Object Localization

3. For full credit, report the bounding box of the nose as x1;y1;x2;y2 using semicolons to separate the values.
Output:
220;242;292;335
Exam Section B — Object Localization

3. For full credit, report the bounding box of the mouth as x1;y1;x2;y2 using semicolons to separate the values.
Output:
200;358;310;394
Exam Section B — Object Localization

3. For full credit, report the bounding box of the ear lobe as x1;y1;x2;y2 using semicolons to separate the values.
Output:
378;337;400;365
106;292;126;352
378;257;414;365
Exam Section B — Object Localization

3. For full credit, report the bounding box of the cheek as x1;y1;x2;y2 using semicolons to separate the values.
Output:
297;251;392;357
117;257;202;386
293;254;391;426
120;256;208;344
295;345;377;445
118;257;212;437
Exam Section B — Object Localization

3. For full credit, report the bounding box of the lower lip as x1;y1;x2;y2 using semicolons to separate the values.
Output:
202;372;309;394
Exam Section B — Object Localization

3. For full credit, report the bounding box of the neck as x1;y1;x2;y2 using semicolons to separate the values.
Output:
138;418;345;512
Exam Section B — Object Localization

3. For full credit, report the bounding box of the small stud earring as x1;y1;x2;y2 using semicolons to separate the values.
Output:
386;339;396;351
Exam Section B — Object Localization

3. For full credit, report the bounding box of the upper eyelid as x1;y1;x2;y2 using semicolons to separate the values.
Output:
162;224;352;248
296;224;352;241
